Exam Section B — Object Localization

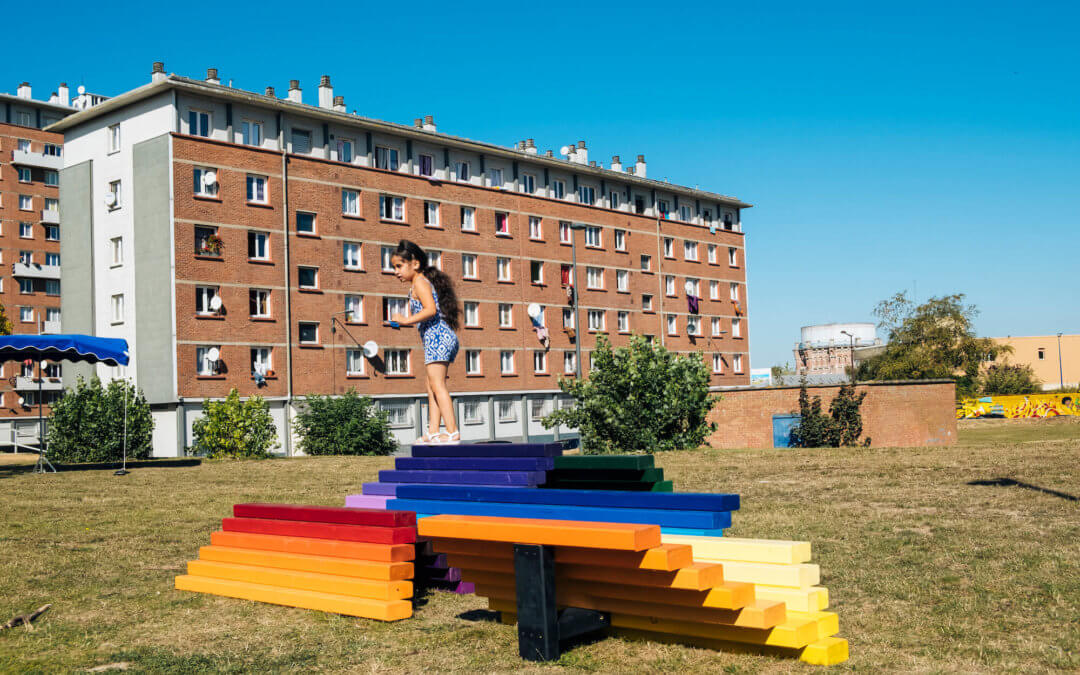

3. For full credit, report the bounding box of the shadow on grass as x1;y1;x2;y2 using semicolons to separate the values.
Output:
457;608;501;622
968;477;1079;501
0;458;202;480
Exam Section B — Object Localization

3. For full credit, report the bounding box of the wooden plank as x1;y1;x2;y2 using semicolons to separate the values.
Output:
704;561;820;589
609;612;822;649
343;495;391;510
416;514;660;550
753;586;829;612
552;455;654;470
209;531;415;562
395;457;555;471
410;442;563;458
222;517;416;545
174;575;412;621
661;534;811;564
429;538;694;571
186;560;413;600
388;499;731;529
395;485;738;512
232;503;414;527
198;545;413;580
545;468;665;482
612;627;849;665
445;554;722;590
788;611;840;641
378;470;546;486
542;480;674;492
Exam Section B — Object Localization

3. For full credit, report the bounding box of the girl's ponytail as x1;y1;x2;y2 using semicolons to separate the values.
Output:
393;240;460;330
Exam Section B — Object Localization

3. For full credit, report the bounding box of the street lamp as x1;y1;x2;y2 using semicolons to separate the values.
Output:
569;222;587;378
840;330;856;383
1058;332;1064;389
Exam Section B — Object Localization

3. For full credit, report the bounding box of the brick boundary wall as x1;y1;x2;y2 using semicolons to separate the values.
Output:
706;379;957;448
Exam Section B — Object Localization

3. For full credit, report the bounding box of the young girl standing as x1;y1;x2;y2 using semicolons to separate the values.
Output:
389;240;461;444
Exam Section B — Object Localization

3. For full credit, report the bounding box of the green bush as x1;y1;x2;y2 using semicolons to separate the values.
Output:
293;390;397;456
47;376;154;463
979;364;1041;396
190;389;278;459
541;334;717;454
789;381;870;448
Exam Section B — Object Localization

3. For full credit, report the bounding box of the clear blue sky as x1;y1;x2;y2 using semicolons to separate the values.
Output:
7;1;1078;368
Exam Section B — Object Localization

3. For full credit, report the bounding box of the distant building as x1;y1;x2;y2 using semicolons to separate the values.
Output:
987;334;1079;390
793;322;882;376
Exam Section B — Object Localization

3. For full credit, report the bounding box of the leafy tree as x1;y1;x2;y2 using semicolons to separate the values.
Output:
293;390;397;456
47;377;154;463
979;363;1040;396
0;304;11;336
789;381;870;448
191;389;278;459
541;334;717;454
856;292;1005;399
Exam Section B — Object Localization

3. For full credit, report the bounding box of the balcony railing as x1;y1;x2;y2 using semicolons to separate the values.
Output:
15;376;64;391
12;262;61;280
41;208;60;225
12;149;63;171
41;320;62;334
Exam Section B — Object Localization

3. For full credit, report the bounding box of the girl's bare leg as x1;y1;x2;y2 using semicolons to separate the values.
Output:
425;377;440;438
426;362;457;434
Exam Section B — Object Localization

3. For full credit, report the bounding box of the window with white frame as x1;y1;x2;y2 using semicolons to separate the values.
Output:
242;231;267;261
246;175;267;203
463;400;485;424
666;314;677;335
711;317;722;336
19;195;32;211
381;246;395;272
46;308;60;324
496;398;516;421
679;205;692;222
640;255;652;271
609;191;621;209
375;146;399;170
530;398;552;421
456;161;471;181
564;351;577;374
530;261;544;285
291;128;311;154
642;294;653;311
107;124;121;152
44;170;58;186
424;201;440;227
337;294;361;324
111;294;124;323
462;254;478;279
195;286;219;315
529;216;542;239
296;211;316;235
663;238;674;257
20;250;31;265
337;138;354;163
385;349;410;375
45;225;59;241
250;289;271;318
708;244;717;264
345;349;365;375
585;226;601;247
196;346;218;375
341;189;360;216
617;311;629;332
500;350;515;374
17;139;30;152
559;221;571;243
20;306;33;323
521;173;536;193
614;229;626;251
616;269;629;292
578;185;595;205
107;181;121;208
464;302;480;327
298;322;319;345
427;250;442;270
732;318;742;338
710;280;719;300
17;167;31;183
733;354;743;372
587;309;605;331
562;308;575;329
379;195;405;221
730;283;740;301
110;237;124;265
343;242;362;269
687;315;701;336
586;267;604;289
495;212;509;235
665;275;676;296
461;206;476;231
381;399;413;426
45;279;60;296
251;348;272;376
684;240;698;261
489;167;504;188
729;247;738;266
188;110;210;137
713;354;723;373
193;167;217;197
465;350;481;374
552;179;565;199
298;266;318;289
658;199;670;216
686;278;700;297
498;303;513;328
533;350;547;373
241;120;263;147
418;154;434;177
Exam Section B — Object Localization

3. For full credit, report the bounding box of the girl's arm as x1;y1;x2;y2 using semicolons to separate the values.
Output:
395;275;438;326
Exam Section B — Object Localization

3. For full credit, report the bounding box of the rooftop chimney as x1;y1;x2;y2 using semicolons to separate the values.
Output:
634;154;647;178
48;91;58;104
17;82;31;99
545;150;554;157
525;138;538;155
265;86;276;97
422;115;436;132
610;155;622;172
574;140;588;164
58;83;69;107
206;68;220;85
151;61;166;83
288;80;302;103
589;161;596;167
414;118;423;128
333;95;346;112
318;75;333;109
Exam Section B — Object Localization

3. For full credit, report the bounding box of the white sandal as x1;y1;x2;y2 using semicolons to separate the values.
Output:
416;431;439;445
436;431;460;445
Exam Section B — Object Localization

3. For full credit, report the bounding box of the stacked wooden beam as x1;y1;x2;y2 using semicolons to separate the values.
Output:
174;504;416;621
541;454;673;492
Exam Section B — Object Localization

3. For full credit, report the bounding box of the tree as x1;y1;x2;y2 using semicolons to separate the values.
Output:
856;292;1005;399
541;334;717;454
979;363;1040;396
191;389;278;459
293;390;397;456
47;377;154;463
0;304;11;336
771;362;795;381
789;381;870;448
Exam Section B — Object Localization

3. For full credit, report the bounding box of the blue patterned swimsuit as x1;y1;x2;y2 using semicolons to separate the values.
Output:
409;286;459;364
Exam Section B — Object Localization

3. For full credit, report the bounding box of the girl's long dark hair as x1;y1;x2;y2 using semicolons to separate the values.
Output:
394;239;460;331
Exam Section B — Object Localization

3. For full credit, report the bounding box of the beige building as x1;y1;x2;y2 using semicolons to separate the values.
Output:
989;334;1080;390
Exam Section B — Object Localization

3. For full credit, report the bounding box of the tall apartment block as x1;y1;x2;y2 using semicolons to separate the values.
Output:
52;63;752;456
0;81;106;445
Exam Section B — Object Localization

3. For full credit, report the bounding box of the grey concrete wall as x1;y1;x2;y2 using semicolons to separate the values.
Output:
132;134;175;404
59;160;96;387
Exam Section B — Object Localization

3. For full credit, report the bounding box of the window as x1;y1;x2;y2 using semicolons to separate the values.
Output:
500;350;515;374
552;180;565;199
44;362;61;379
712;317;722;336
456;161;470;181
381;246;395;272
686;278;700;297
465;350;482;374
427;250;442;270
709;280;719;300
17;167;32;183
298;266;318;289
684;241;699;261
381;399;413;426
530;261;544;285
107;123;121;152
344;295;363;322
617;311;630;333
111;294;124;323
246;175;267;203
587;309;605;331
341;189;360;216
45;253;60;267
733;354;743;372
496;398;516;421
194;226;219;256
667;314;677;335
732;317;742;338
19;195;33;211
495;212;509;235
708;244;717;264
724;212;734;230
533;350;547;374
687;316;701;336
529;217;542;240
730;283;740;301
291;129;311;154
728;247;738;266
188;110;210;137
418;154;434;177
20;307;33;323
498;303;513;327
46;308;60;323
578;185;595;205
665;276;676;296
609;191;621;209
640;255;652;272
45;225;60;241
374;147;399;170
384;297;409;322
195;286;219;315
679;205;693;222
17;139;30;152
343;242;362;269
111;237;124;265
379;195;405;221
616;270;629;292
489;167;504;188
196;346;218;376
346;349;365;376
296;212;316;234
424;201;440;227
521;173;536;193
664;238;674;258
463;400;485;425
464;302;480;327
642;295;653;311
17;112;32;127
614;229;626;251
713;354;723;374
44;170;59;187
251;348;272;377
586;267;604;290
248;231;270;260
461;206;476;231
658;200;670;216
249;289;270;318
559;221;571;243
20;251;32;266
497;257;512;282
19;222;33;238
561;264;573;287
585;226;601;248
562;308;575;329
1038;348;1045;360
564;351;577;374
462;254;478;279
298;322;319;345
241;120;263;146
337;138;354;163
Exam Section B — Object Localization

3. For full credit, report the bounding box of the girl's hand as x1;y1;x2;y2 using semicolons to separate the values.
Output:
390;313;407;325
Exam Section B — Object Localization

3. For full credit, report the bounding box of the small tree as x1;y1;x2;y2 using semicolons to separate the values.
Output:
541;334;717;454
789;381;870;448
47;377;154;463
979;363;1041;396
293;390;397;456
191;389;278;459
0;304;12;336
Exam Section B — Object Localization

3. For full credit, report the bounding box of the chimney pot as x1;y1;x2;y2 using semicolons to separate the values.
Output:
151;61;167;83
289;79;300;89
317;76;334;108
526;138;535;147
206;68;219;81
265;86;276;97
288;80;302;103
612;155;620;164
545;150;554;157
320;75;331;86
577;140;586;148
414;118;423;128
17;82;31;99
333;95;346;112
422;115;436;132
637;154;645;162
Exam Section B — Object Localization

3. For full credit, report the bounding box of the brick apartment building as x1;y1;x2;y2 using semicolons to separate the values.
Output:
52;64;752;455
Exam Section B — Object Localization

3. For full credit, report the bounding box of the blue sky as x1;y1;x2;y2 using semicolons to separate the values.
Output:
7;0;1078;368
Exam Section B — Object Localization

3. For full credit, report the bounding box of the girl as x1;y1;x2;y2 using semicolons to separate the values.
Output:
389;240;462;444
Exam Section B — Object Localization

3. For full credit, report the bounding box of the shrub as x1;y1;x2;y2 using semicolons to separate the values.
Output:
190;389;278;459
979;364;1040;396
47;376;154;463
541;334;717;454
293;390;397;456
790;381;870;448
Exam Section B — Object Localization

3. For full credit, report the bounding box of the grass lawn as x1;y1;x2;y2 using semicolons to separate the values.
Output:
1;421;1078;673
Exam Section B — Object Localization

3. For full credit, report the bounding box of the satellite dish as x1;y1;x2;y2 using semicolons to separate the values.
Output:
209;295;223;311
206;347;220;362
202;170;218;187
104;192;117;207
77;85;86;94
684;280;695;295
362;340;379;358
559;146;570;156
527;303;542;319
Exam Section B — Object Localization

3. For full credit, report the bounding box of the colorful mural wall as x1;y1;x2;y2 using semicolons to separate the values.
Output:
957;394;1080;419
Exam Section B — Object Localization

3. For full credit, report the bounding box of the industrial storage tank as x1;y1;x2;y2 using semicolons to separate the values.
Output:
799;323;877;349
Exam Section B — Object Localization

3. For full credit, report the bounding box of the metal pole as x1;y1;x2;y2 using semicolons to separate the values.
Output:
571;230;582;378
1058;332;1064;389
